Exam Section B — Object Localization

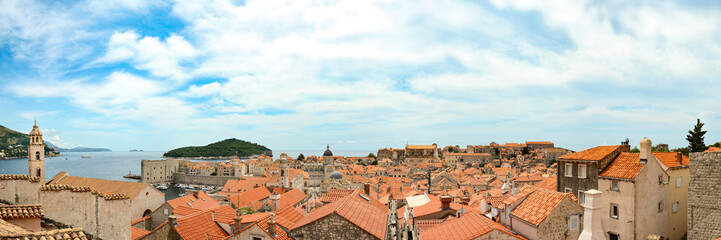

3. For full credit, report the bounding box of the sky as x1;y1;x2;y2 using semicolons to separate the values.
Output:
1;0;720;152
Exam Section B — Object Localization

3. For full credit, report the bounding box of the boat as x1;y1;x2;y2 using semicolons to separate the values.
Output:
81;155;91;159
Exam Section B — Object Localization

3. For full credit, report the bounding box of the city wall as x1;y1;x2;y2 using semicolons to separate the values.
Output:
172;173;236;186
688;152;721;239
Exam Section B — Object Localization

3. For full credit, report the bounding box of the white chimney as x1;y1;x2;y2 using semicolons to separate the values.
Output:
579;189;606;240
640;137;652;163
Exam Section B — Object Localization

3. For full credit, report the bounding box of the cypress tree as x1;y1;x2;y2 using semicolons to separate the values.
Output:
686;118;708;152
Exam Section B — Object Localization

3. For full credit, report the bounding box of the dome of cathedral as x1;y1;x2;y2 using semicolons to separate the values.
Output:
323;145;333;156
330;171;343;179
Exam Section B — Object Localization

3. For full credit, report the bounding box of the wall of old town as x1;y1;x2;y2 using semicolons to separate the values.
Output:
0;176;41;203
537;197;583;240
556;161;599;199
172;172;236;186
688;152;721;240
131;185;166;221
142;159;180;184
289;213;381;240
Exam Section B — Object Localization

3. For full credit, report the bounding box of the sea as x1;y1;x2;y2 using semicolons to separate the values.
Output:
0;150;374;200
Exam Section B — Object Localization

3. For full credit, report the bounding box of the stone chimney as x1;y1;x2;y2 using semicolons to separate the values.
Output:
440;196;452;210
267;213;277;237
168;215;178;227
579;189;606;240
233;214;242;234
364;183;370;196
640;137;652;164
167;215;182;240
269;192;280;211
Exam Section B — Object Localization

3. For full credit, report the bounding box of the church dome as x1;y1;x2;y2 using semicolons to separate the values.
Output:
330;171;343;180
323;145;333;157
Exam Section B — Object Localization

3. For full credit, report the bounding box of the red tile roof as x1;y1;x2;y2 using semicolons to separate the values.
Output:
510;187;577;226
175;209;230;240
229;186;271;208
558;145;623;161
279;188;306;209
291;188;388;239
706;147;721;152
533;176;557;191
167;191;220;212
0;204;44;219
220;177;272;195
420;211;525;240
131;226;151;240
397;194;463;218
320;189;355;203
599;153;646;180
653;152;689;169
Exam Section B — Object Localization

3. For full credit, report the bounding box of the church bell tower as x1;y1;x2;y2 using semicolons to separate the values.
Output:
28;120;45;180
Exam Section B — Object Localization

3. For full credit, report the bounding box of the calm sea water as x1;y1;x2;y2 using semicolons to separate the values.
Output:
0;150;375;181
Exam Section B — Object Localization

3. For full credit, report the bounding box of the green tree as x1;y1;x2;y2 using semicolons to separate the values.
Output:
368;153;377;159
673;147;690;156
522;147;530;155
237;207;254;215
686;118;708;152
712;142;721;148
371;159;378;165
630;147;640;153
297;153;305;161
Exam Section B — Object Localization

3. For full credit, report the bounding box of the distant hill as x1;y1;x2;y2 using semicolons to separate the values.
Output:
0;125;59;158
55;146;112;152
164;138;272;158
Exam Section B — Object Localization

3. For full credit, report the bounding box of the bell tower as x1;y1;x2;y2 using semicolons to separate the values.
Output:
28;120;45;180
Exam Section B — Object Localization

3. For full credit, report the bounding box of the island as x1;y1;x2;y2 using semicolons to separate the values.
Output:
55;146;112;152
163;138;272;158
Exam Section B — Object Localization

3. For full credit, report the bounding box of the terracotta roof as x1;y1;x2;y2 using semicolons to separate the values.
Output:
706;147;721;152
514;174;544;182
220;177;272;195
407;145;437;149
0;175;41;182
533;177;557;191
0;219;87;240
229;186;271;208
510;187;575;226
291;188;388;239
0;205;44;219
175;207;232;240
320;189;355;203
40;184;130;200
420;211;525;240
46;172;155;199
653;152;689;169
445;153;491;156
131;226;151;240
558;145;623;161
279;188;306;208
599;153;646;180
167;191;221;213
397;194;463;218
526;141;553;145
241;212;271;224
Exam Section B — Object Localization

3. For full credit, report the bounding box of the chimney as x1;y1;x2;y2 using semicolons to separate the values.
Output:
167;215;182;240
269;192;280;211
440;196;452;210
364;183;370;196
192;191;199;198
640;137;652;164
233;214;242;234
168;215;178;227
267;213;277;237
460;196;470;205
578;189;606;240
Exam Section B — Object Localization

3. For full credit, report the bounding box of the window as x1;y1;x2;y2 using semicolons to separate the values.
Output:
609;232;619;240
36;168;41;177
565;163;573;177
658;201;664;212
253;237;262;240
578;164;587;178
610;204;619;219
611;180;619;191
659;174;667;184
565;188;573;193
578;191;585;205
672;202;678;213
569;215;579;230
164;209;168;215
676;177;682;188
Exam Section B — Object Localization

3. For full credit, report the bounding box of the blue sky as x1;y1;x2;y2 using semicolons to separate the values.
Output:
1;0;720;152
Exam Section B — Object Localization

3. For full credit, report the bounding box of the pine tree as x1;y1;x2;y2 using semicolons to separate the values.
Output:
297;153;305;161
686;118;708;152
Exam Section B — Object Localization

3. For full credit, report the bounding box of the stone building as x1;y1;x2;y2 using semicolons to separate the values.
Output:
687;151;721;240
300;145;344;193
142;158;181;184
27;121;45;181
598;138;669;240
653;152;689;240
47;171;165;221
404;144;440;164
525;141;555;150
444;152;492;166
504;186;583;240
289;188;389;240
557;144;629;204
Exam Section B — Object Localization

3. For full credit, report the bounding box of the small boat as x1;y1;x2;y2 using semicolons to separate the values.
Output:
81;155;91;159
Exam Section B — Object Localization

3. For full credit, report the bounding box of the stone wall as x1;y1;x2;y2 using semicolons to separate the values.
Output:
39;188;131;240
172;173;237;186
475;229;528;240
688;152;721;239
0;176;41;203
142;159;180;184
289;213;381;240
557;161;599;200
537;197;583;240
139;222;181;240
